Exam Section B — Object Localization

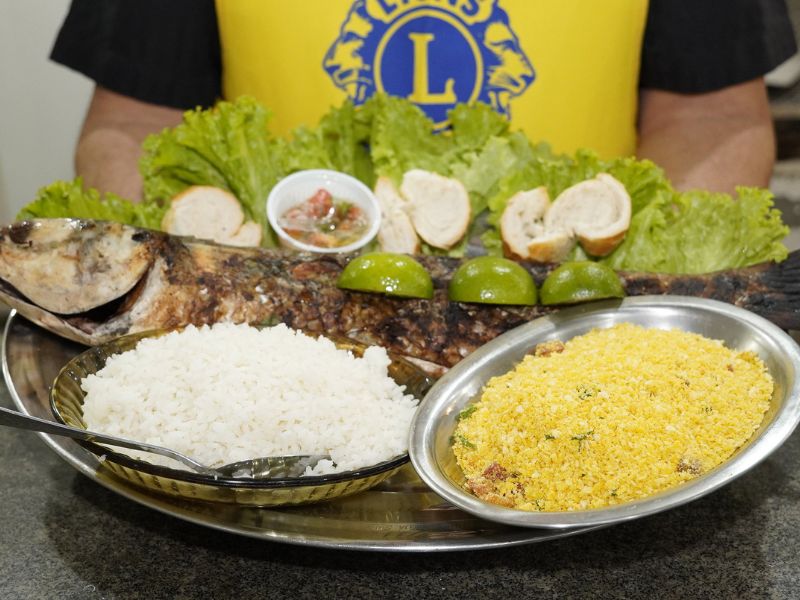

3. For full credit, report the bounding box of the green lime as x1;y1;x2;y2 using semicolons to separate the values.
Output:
540;261;625;305
337;252;434;299
448;256;537;305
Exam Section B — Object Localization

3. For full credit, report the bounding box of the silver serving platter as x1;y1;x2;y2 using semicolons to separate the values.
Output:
1;310;600;551
410;296;800;529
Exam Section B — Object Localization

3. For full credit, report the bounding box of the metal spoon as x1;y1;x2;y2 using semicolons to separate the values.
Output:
215;454;333;479
0;405;331;479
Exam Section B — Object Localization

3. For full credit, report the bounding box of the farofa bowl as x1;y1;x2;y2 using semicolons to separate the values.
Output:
50;329;433;507
409;296;800;529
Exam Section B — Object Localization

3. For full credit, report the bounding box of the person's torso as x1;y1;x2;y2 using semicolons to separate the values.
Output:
216;0;648;157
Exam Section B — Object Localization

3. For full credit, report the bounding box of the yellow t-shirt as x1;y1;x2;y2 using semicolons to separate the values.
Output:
216;1;648;158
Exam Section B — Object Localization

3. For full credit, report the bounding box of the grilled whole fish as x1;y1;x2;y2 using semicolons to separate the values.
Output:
1;219;798;369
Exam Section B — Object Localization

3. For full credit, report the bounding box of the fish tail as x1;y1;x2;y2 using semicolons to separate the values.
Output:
620;250;800;331
742;249;800;331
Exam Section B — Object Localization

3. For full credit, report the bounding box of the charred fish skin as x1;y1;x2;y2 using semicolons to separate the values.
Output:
0;219;798;368
617;252;800;331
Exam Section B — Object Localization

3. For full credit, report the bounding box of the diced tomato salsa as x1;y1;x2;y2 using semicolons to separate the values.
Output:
278;188;369;248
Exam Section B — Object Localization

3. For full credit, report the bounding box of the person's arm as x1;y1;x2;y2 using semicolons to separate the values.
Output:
75;86;185;201
52;0;221;199
636;78;776;193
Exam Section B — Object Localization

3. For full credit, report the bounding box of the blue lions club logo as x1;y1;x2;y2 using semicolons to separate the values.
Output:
323;0;535;128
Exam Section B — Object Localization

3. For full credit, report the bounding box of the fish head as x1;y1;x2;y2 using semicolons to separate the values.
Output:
0;219;156;315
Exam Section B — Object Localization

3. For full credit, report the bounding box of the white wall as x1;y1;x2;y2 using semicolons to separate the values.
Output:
0;0;92;222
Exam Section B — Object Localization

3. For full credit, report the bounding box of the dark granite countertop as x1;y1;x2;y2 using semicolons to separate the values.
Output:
1;313;799;600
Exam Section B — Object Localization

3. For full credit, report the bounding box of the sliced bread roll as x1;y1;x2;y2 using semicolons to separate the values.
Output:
544;173;631;257
225;221;263;247
161;186;262;247
500;187;574;262
400;169;471;250
526;230;575;263
373;176;419;254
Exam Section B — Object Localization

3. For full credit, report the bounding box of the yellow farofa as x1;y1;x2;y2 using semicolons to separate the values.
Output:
452;323;773;512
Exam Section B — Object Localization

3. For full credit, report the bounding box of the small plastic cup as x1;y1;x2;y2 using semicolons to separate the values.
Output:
266;170;381;253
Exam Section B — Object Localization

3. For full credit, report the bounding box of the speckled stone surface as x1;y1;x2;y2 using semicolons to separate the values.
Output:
1;321;800;599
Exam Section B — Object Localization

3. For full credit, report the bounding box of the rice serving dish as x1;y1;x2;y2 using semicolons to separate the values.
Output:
51;326;433;507
409;296;800;529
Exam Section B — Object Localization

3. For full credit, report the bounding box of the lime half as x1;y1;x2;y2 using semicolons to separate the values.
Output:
337;252;433;299
540;261;625;305
448;256;537;305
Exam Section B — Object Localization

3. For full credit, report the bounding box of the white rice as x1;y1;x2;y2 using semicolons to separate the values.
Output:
80;323;420;475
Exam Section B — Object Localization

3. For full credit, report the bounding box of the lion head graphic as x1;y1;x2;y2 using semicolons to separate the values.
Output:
323;0;535;126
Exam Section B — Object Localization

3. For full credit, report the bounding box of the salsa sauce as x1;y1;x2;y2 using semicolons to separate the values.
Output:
279;188;369;248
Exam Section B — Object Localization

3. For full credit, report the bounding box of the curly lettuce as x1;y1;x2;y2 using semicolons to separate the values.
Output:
16;95;790;273
479;147;788;273
139;96;289;246
17;179;165;229
603;187;788;273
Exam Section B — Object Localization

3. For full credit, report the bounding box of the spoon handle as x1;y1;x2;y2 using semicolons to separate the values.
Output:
0;405;218;476
0;404;100;440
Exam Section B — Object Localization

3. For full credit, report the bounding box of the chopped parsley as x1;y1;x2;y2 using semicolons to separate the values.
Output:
458;405;478;421
256;315;282;328
571;430;594;451
450;433;476;449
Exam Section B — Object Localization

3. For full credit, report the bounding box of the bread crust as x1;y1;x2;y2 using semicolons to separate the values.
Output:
500;187;551;260
545;173;631;257
527;230;575;263
498;174;631;262
161;186;262;246
374;176;420;254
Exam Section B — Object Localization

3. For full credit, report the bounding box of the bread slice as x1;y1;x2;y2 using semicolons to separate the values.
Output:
500;187;574;262
161;186;262;247
500;187;548;259
225;221;263;247
544;173;631;257
498;174;631;262
400;169;471;250
373;176;420;254
526;230;575;263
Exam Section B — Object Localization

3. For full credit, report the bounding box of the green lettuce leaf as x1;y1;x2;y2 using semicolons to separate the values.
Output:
283;125;337;174
603;187;789;273
363;100;548;256
140;96;287;246
314;100;375;185
452;132;548;218
481;149;678;258
284;101;374;184
480;143;788;272
25;95;789;273
448;102;510;154
17;178;165;229
364;94;452;182
140;97;379;247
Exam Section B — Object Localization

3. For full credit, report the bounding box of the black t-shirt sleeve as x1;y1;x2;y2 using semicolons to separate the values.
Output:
640;0;798;93
50;0;221;109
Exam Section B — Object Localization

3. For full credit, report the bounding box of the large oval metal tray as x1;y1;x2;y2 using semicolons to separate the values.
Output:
1;311;597;552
